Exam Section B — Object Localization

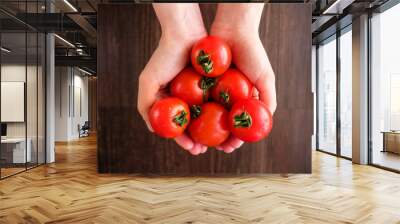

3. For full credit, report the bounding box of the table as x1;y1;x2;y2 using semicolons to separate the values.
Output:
1;138;31;163
382;131;400;154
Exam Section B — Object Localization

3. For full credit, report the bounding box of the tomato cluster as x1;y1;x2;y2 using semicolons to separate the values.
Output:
149;36;273;148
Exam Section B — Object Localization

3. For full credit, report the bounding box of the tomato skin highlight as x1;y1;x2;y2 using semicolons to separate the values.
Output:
229;99;273;142
170;67;210;106
188;102;230;147
149;97;190;139
191;36;232;77
211;68;253;107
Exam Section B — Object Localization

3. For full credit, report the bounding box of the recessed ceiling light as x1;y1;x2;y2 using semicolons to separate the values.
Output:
1;47;11;53
322;0;354;15
77;67;93;76
54;34;75;48
63;0;78;12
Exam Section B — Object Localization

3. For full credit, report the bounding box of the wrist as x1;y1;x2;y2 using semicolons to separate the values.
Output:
211;3;264;36
210;24;260;45
153;3;206;45
161;27;206;48
211;20;259;37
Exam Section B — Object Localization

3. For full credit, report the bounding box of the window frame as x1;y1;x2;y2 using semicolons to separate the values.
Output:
316;24;353;161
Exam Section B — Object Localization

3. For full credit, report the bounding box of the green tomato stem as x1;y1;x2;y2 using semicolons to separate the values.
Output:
197;50;213;74
173;110;188;127
234;111;252;128
190;105;201;119
220;91;230;104
200;77;215;102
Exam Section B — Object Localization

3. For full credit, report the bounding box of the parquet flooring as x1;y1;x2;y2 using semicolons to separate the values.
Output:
1;135;400;223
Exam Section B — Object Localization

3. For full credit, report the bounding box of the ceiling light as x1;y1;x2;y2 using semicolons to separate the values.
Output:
54;34;75;48
78;67;93;76
63;0;78;12
1;47;11;53
322;0;355;15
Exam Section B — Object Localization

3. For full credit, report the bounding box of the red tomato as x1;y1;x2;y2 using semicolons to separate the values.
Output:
191;36;232;77
211;68;253;107
170;67;215;106
229;99;273;142
149;97;190;138
188;103;230;147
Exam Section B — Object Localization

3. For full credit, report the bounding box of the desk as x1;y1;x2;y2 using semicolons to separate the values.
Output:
382;131;400;154
1;138;31;163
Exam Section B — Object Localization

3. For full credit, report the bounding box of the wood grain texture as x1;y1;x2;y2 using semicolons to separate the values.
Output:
1;136;400;223
97;4;312;174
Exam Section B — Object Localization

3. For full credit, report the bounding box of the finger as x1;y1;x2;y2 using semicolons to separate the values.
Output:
251;87;260;100
228;137;244;149
138;73;158;133
224;146;235;153
175;134;194;151
215;146;224;151
143;119;154;132
201;145;208;154
190;143;202;155
255;72;277;115
217;136;244;150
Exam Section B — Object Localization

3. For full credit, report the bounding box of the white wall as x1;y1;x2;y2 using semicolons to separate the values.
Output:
1;63;46;164
1;64;40;138
1;65;27;140
55;67;70;141
55;67;89;141
72;73;89;138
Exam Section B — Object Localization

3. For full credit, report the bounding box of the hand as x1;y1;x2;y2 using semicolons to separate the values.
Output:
137;4;208;155
210;3;277;153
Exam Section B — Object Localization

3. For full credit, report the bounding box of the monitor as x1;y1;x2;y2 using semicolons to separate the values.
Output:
1;123;7;137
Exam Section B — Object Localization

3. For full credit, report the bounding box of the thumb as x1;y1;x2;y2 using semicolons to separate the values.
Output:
142;113;154;132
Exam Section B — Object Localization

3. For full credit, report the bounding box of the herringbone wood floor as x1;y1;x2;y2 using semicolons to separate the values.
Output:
1;135;400;224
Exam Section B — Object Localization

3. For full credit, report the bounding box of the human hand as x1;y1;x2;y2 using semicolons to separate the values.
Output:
137;4;208;155
210;3;277;153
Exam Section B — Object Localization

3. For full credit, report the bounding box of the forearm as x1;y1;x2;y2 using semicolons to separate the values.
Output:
153;3;206;40
211;3;264;34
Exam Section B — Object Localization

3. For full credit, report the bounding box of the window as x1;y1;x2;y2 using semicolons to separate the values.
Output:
317;36;337;154
339;28;352;158
316;25;353;159
370;3;400;171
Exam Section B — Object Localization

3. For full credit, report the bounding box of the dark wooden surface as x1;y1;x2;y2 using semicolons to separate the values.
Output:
97;4;312;174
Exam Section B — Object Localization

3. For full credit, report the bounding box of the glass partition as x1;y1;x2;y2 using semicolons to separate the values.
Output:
370;3;400;171
1;31;28;177
317;35;337;154
0;2;46;179
339;27;352;158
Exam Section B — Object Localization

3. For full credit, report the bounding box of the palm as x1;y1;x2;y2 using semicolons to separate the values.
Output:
211;31;277;153
138;34;208;155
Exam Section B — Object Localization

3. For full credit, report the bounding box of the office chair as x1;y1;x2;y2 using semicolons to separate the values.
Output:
79;121;90;138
